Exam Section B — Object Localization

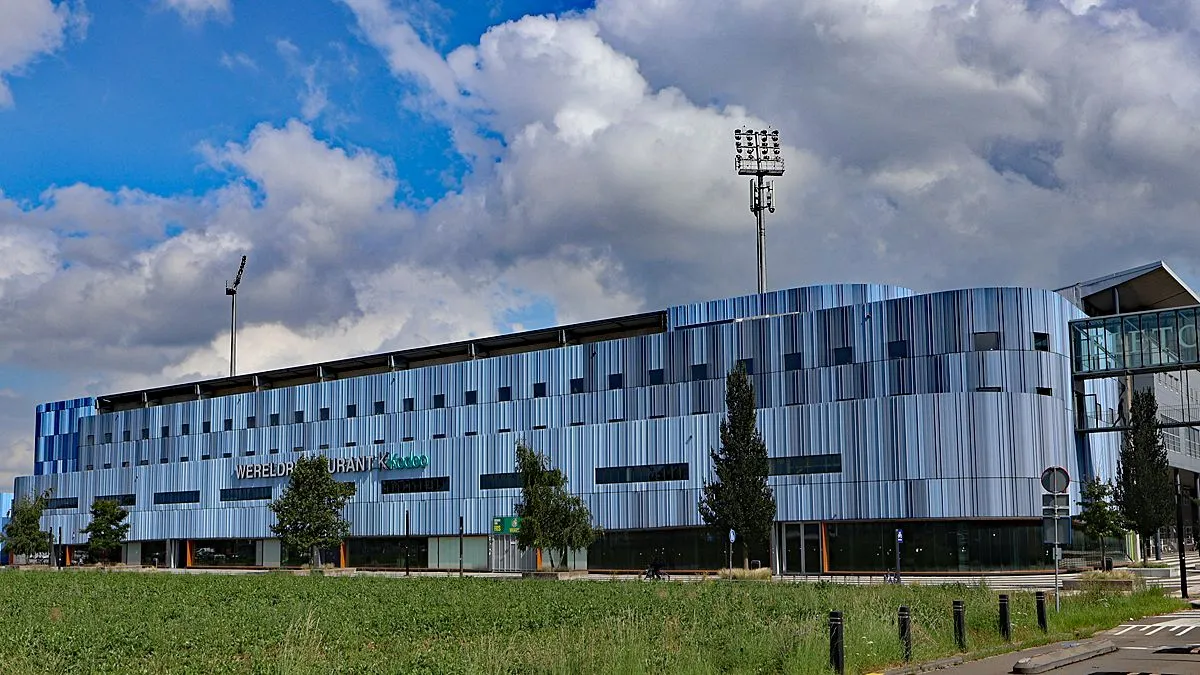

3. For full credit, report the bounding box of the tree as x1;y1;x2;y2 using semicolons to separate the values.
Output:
699;362;777;569
514;442;601;570
1076;478;1124;567
269;455;355;567
1114;388;1174;559
80;498;131;564
1;490;51;560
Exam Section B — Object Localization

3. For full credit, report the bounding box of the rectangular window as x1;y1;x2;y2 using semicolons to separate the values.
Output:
1036;387;1053;396
161;426;170;438
1033;332;1050;352
269;413;280;426
465;431;478;436
123;430;131;442
46;497;78;510
141;428;150;440
345;441;357;447
479;472;522;490
596;462;689;485
432;433;447;439
294;411;304;424
647;369;665;386
691;364;708;381
433;394;445;409
122;461;130;468
373;439;385;445
402;436;414;442
223;419;233;431
318;444;330;450
736;358;754;375
498;386;512;402
374;400;386;415
608;373;624;390
220;486;272;502
976;386;1002;393
138;459;150;466
103;432;113;443
497;428;511;434
181;424;190;436
222;452;232;458
160;457;169;464
784;352;803;371
104;463;112;469
152;490;200;505
86;434;95;445
244;450;255;456
459;390;475;406
246;416;256;429
293;446;303;453
533;382;547;398
570;378;586;394
202;421;211;434
319;407;330;421
269;448;279;455
381;476;450;494
180;457;189;462
532;425;547;430
86;464;94;470
403;397;415;412
200;455;210;461
346;404;357;418
768;454;842;476
833;347;854;366
973;331;1000;351
887;340;909;359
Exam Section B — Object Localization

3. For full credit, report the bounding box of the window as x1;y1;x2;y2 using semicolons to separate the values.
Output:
833;347;853;366
123;430;131;442
768;454;842;476
269;448;279;455
345;441;357;447
202;421;211;434
647;368;665;386
887;340;909;359
691;364;708;381
497;428;511;434
973;331;1000;351
222;452;232;458
122;461;130;468
96;494;135;508
86;434;95;445
381;477;450;494
180;457;189;462
480;472;522;490
103;432;113;444
293;446;303;453
596;463;689;484
346;404;357;418
608;373;624;390
374;400;386;415
402;436;415;442
465;390;478;405
1037;387;1053;396
319;407;330;421
373;439;386;445
736;358;754;375
784;352;803;371
294;411;304;424
246;416;256;429
465;431;478;436
223;419;233;432
433;394;445;409
570;378;586;394
403;397;415;412
318;443;330;450
153;490;200;505
220;486;272;502
1033;332;1050;352
532;425;547;430
269;413;280;427
160;457;169;464
104;463;112;469
181;424;190;436
141;428;150;440
86;464;94;470
498;386;512;402
138;459;150;466
432;433;447;439
161;426;170;438
244;450;255;456
533;382;547;398
976;386;1002;393
46;497;78;510
201;455;210;461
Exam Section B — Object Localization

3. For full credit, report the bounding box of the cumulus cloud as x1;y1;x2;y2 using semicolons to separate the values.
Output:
157;0;231;23
0;0;85;108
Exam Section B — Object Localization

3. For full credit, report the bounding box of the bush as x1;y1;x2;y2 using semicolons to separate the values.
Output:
1130;561;1170;568
717;567;772;581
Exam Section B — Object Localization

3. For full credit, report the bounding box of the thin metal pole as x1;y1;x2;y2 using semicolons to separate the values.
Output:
895;529;901;582
405;509;410;577
1177;470;1189;598
459;515;464;577
755;173;766;295
230;291;238;377
1054;514;1061;612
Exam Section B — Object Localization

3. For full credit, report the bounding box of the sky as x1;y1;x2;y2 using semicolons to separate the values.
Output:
2;0;1200;491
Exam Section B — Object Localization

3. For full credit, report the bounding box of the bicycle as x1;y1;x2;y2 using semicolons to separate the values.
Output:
643;567;669;581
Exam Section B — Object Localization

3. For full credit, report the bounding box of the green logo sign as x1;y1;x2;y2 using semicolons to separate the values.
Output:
492;516;521;535
378;452;429;471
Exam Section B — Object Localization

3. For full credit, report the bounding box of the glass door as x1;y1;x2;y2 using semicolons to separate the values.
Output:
782;523;824;575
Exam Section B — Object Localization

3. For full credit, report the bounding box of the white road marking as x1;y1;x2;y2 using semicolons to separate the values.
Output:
1147;625;1169;635
1115;625;1138;635
1178;625;1196;635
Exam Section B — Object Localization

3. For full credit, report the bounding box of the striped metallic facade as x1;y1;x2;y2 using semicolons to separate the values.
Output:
15;284;1116;551
33;398;95;476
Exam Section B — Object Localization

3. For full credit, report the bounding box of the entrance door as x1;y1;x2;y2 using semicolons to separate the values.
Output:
782;523;823;575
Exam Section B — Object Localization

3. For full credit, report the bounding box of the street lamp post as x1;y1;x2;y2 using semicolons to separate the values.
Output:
734;127;785;295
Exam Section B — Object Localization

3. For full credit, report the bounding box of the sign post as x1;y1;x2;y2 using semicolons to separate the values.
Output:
895;528;903;583
1040;467;1071;612
728;529;736;574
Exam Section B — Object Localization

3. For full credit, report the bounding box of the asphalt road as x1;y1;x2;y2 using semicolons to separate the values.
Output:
938;609;1200;675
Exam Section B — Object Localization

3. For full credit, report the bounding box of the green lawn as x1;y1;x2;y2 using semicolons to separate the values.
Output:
0;570;1183;674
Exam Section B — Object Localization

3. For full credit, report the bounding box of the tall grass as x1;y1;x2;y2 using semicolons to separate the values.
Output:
0;571;1182;674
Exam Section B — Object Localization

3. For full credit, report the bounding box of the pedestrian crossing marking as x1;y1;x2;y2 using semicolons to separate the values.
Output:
1113;623;1200;636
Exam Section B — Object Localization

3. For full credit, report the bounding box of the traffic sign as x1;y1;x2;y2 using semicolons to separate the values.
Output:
896;529;904;544
729;529;737;544
1042;517;1072;545
1040;467;1070;494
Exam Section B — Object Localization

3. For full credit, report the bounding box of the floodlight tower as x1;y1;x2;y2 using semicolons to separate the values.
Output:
225;255;247;377
734;127;785;295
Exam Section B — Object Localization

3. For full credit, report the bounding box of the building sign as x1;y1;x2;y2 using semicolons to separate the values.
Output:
492;516;521;535
1071;306;1200;376
235;452;429;480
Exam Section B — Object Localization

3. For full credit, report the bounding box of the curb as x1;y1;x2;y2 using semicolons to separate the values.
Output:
871;656;965;675
1010;639;1117;674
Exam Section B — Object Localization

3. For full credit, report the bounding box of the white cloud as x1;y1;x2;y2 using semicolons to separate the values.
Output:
0;0;85;108
219;51;257;71
157;0;230;23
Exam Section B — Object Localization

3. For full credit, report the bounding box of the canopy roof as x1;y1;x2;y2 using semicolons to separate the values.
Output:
1055;261;1200;316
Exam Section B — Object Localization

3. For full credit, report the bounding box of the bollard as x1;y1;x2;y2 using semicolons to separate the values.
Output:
1036;591;1047;633
829;611;845;675
898;605;912;662
953;600;967;651
999;594;1011;642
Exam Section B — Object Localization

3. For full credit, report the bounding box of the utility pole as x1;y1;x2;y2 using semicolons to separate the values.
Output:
734;127;785;295
225;255;247;377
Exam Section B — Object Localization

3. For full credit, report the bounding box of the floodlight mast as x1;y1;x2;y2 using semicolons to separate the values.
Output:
734;127;784;295
225;255;247;377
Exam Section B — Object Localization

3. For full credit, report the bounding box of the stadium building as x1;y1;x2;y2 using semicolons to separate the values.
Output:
13;262;1200;573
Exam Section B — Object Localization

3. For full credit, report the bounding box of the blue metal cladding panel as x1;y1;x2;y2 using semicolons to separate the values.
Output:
33;397;96;476
15;287;1113;544
667;283;915;330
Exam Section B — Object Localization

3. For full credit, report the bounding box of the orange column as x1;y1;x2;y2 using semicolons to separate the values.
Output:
339;542;347;568
186;540;194;568
536;549;542;570
820;523;829;574
65;546;72;567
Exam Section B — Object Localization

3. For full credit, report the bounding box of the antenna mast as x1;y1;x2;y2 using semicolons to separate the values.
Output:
225;255;247;377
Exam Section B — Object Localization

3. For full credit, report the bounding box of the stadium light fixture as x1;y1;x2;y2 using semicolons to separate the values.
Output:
734;127;785;295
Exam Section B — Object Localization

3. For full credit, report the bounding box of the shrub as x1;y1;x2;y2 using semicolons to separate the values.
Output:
717;567;772;581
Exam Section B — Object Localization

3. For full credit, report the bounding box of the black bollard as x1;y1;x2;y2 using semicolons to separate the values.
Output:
829;611;845;675
898;606;912;662
999;594;1011;642
953;600;967;651
1036;591;1047;633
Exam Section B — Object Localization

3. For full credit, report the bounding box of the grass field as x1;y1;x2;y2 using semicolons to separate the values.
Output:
0;570;1183;674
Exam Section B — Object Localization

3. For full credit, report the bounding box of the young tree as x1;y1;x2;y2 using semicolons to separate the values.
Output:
269;455;355;567
698;362;777;568
1076;478;1124;567
1114;388;1174;559
514;442;600;570
80;498;131;564
1;490;51;561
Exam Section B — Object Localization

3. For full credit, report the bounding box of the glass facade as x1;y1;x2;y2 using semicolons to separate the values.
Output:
346;537;428;569
1072;306;1200;375
192;539;256;567
587;527;769;571
140;540;167;566
825;520;1054;572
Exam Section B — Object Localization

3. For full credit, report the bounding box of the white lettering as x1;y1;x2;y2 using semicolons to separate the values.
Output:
336;457;346;473
236;464;247;479
1181;324;1197;350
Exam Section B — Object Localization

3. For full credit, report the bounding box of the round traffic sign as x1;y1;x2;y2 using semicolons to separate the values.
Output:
729;529;737;544
1040;467;1070;494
